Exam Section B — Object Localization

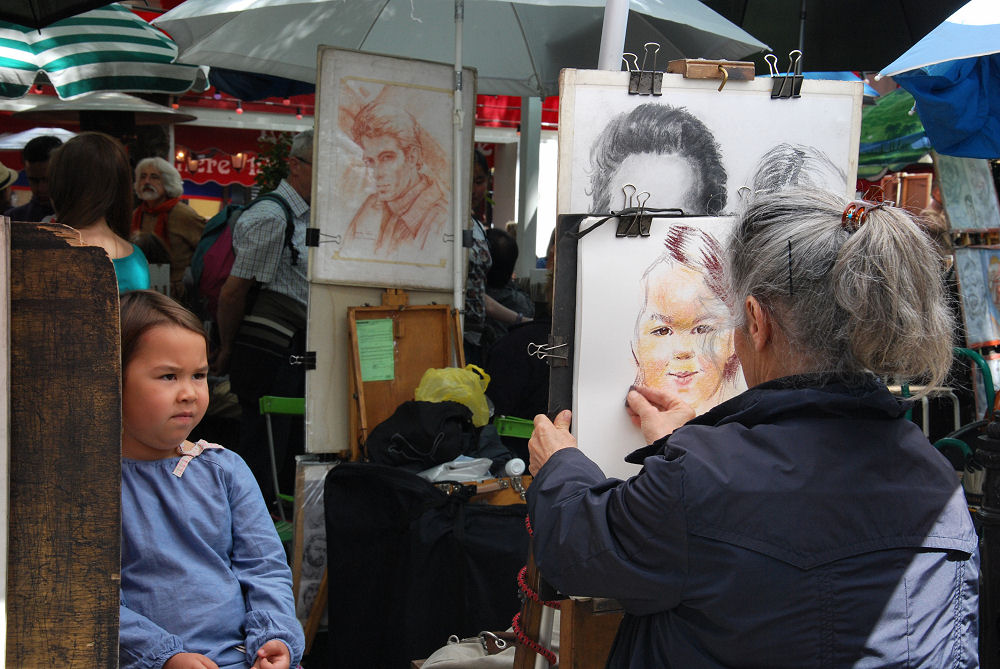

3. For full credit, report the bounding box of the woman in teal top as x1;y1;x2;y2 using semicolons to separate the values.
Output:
114;244;151;293
46;132;151;293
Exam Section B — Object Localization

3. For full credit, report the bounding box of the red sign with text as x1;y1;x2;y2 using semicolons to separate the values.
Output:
176;152;261;187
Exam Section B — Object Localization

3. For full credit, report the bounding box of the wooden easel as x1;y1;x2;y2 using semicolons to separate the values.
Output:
346;289;464;461
301;289;464;652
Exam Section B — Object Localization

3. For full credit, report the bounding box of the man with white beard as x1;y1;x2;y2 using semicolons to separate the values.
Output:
131;157;205;300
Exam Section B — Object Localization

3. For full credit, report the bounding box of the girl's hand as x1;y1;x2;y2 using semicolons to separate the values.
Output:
252;640;291;669
163;653;219;669
528;410;576;476
625;385;695;444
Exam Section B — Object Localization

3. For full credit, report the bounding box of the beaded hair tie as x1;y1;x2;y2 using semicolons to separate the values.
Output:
841;199;893;233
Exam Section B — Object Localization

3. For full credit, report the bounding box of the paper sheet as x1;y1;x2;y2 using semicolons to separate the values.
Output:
356;318;395;382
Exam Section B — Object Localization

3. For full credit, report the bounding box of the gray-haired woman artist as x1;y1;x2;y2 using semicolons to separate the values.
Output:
526;187;978;667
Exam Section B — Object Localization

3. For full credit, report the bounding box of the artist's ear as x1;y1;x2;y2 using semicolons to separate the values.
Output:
744;296;771;352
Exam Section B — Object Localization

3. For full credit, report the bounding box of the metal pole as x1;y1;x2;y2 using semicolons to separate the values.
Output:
516;96;541;280
453;0;466;315
597;0;630;71
797;0;806;69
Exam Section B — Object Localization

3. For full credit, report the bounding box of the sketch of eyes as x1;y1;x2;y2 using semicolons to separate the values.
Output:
650;323;717;337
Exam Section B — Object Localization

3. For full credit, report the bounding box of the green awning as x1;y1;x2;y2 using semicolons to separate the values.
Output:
858;88;932;180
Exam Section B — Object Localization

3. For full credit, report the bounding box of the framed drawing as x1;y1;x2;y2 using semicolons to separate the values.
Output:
554;70;863;479
954;246;1000;349
935;154;1000;232
310;47;476;290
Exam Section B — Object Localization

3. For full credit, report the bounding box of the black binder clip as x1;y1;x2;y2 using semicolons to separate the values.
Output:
627;43;663;96
289;352;316;370
305;228;341;247
615;185;653;237
767;50;803;99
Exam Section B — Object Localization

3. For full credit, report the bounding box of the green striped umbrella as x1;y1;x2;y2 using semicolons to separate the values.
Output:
0;3;207;100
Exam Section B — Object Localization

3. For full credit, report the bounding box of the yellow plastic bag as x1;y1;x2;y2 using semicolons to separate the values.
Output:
414;364;491;427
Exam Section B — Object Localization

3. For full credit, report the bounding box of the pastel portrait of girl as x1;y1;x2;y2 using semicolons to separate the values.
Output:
631;225;744;415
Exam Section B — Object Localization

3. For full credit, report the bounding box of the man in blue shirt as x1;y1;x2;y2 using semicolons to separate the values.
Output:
4;135;62;222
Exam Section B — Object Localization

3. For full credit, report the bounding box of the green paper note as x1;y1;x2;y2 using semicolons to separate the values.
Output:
357;318;395;382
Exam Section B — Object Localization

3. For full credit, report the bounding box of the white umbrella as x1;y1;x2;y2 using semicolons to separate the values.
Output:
154;0;767;98
156;0;766;307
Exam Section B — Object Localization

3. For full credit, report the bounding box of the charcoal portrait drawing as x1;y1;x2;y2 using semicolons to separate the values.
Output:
587;102;728;215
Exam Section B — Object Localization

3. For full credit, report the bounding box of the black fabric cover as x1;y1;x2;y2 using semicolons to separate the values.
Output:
324;463;529;668
364;400;474;470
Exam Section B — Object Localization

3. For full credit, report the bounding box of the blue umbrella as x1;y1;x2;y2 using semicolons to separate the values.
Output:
879;0;1000;158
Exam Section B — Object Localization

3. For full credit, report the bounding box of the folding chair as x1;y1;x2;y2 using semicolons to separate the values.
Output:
258;395;305;541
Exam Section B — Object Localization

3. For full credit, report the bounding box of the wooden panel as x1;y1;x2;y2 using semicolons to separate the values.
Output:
8;221;120;666
900;172;932;214
559;598;625;669
0;218;8;661
347;304;462;460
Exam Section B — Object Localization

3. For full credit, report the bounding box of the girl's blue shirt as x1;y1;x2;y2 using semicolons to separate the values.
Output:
113;243;151;293
119;443;304;669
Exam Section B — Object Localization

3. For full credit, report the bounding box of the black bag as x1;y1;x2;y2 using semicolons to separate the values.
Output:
365;400;475;469
324;463;529;668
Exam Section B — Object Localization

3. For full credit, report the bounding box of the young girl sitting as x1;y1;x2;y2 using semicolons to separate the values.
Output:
118;290;304;669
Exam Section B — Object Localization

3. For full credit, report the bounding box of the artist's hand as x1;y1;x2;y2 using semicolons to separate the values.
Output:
252;640;291;669
626;385;695;444
528;410;576;476
163;652;219;669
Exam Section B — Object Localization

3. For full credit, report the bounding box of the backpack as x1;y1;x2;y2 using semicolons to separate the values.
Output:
186;192;299;321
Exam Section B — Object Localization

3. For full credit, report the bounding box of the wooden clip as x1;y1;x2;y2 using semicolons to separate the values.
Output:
666;59;755;88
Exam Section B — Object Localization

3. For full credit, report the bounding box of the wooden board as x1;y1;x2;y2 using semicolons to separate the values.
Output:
0;217;8;660
558;598;624;668
8;221;120;666
347;303;462;460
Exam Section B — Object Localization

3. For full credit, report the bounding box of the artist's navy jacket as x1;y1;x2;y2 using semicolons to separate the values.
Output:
527;375;979;668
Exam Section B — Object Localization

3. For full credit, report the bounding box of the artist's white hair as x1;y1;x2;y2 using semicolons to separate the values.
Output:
134;156;183;199
728;186;954;395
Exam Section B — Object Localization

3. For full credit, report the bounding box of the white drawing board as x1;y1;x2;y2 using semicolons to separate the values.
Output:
557;69;863;480
310;47;476;290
